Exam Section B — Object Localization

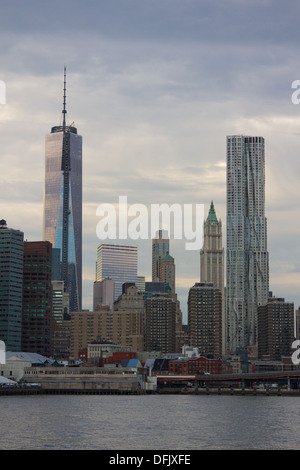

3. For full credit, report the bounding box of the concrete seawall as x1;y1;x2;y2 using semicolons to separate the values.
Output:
1;386;300;396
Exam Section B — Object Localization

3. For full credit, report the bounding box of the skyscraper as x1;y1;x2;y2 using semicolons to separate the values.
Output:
52;280;70;323
152;229;169;281
188;282;222;358
151;230;182;350
22;241;53;356
226;135;269;352
200;201;225;354
96;243;138;300
159;252;175;294
200;201;224;292
43;67;82;312
137;275;145;292
0;220;24;351
258;295;295;361
93;278;115;310
113;284;145;352
145;294;177;354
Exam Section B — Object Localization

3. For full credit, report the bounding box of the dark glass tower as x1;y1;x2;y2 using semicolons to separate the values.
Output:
22;241;53;356
43;67;82;312
0;220;24;351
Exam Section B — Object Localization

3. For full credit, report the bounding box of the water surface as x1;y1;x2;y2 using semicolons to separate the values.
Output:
1;394;299;450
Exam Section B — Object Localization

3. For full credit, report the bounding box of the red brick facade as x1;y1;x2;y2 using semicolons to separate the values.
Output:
169;356;223;375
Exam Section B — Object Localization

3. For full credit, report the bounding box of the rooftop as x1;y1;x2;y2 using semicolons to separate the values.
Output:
207;201;218;224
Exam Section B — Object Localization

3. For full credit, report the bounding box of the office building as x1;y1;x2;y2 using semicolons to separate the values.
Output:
226;135;269;352
152;229;169;281
0;220;24;351
21;241;53;356
151;229;182;351
70;290;144;359
200;201;225;353
70;309;107;360
96;243;137;300
52;280;70;323
51;247;61;281
258;295;295;361
113;284;145;352
93;278;114;310
145;294;177;354
200;201;224;292
144;281;171;296
51;318;71;360
144;281;183;352
159;252;175;294
188;282;222;358
137;275;145;292
43;67;82;312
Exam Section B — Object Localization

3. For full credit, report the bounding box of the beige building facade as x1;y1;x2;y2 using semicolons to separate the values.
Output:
200;201;225;354
70;286;145;359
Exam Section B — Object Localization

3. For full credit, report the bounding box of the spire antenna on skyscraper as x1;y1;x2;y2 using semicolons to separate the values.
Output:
43;69;82;312
62;65;67;128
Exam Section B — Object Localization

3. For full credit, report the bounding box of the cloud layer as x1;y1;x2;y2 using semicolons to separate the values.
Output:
1;1;300;319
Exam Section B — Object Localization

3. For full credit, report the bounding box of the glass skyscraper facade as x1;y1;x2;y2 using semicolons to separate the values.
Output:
0;220;24;351
96;243;138;301
226;135;269;352
22;241;53;356
43;71;82;312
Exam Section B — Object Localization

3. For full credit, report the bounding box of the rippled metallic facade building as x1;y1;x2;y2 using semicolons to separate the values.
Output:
226;135;269;352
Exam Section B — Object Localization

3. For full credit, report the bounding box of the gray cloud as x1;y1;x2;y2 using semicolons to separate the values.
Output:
1;0;300;318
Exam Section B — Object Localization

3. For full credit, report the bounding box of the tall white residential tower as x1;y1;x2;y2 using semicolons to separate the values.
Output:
226;135;269;352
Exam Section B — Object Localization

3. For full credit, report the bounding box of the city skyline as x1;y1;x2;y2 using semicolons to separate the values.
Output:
1;1;300;321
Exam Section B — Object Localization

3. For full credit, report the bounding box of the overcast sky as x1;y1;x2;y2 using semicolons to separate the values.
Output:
1;0;300;321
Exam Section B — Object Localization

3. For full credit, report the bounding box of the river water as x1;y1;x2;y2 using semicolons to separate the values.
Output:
0;394;299;450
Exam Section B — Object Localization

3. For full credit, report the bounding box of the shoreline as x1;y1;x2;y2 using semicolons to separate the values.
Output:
1;386;300;397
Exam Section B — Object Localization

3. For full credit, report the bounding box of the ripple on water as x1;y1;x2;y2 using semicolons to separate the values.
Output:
0;394;299;450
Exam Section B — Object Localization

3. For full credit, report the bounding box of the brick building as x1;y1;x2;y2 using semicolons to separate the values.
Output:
21;241;53;356
169;356;224;375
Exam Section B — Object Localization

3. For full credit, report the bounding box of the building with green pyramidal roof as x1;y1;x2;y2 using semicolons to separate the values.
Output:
200;201;225;354
207;201;218;224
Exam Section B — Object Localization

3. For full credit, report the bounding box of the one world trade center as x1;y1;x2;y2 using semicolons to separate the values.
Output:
43;67;82;312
